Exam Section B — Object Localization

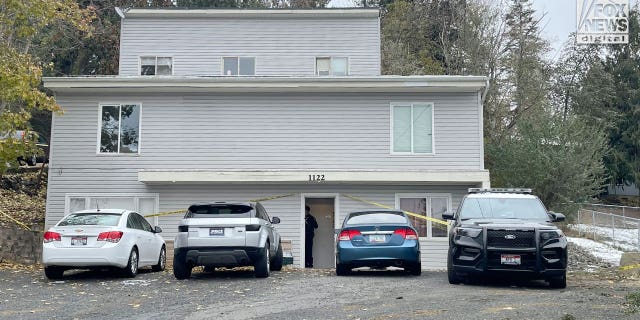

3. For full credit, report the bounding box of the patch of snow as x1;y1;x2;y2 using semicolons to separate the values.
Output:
568;224;639;252
567;237;622;266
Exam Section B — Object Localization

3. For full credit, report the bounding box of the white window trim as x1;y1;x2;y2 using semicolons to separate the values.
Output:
138;56;174;76
65;193;160;225
389;102;435;156
96;103;142;156
221;56;257;76
395;193;452;240
315;56;350;76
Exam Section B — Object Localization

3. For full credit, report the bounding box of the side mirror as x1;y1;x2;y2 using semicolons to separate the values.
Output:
548;212;565;222
271;217;281;224
154;226;163;233
442;212;455;220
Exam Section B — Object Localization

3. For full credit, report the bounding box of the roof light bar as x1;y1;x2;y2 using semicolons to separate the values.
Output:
468;188;532;194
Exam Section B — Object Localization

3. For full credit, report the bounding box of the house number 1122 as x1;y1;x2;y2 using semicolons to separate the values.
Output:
308;174;325;182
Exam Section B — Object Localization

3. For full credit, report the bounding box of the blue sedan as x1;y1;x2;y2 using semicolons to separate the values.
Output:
335;210;421;275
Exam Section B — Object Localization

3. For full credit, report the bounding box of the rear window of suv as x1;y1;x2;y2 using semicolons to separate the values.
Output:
186;204;253;218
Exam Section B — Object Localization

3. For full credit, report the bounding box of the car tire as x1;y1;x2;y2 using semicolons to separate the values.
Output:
406;261;422;276
122;248;139;278
173;252;192;280
152;246;166;272
254;245;270;278
44;266;64;280
336;263;350;276
447;252;462;284
548;272;567;289
270;241;283;272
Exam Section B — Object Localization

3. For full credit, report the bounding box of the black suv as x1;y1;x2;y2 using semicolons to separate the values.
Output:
443;188;567;288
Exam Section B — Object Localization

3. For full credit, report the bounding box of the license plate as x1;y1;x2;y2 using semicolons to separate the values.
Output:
209;228;224;236
501;254;521;265
71;237;87;246
369;234;386;243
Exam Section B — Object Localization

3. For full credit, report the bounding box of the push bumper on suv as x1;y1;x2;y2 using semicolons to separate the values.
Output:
450;228;567;278
174;247;262;267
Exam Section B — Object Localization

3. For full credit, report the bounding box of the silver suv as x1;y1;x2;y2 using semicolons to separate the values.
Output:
173;202;283;279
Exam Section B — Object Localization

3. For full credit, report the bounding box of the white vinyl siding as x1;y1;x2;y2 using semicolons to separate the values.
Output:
98;104;141;155
391;103;434;155
120;18;380;76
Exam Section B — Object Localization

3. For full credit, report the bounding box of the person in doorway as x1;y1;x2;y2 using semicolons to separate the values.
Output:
305;205;318;268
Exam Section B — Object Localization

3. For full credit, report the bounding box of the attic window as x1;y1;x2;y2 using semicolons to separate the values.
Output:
223;57;255;76
140;56;172;76
316;57;348;76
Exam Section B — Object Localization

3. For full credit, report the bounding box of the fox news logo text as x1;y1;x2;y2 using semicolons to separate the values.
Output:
577;0;629;44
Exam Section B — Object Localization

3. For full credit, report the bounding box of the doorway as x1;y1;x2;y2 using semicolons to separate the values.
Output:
304;196;336;269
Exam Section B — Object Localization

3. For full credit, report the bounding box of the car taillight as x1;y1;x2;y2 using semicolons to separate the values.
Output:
338;229;361;241
97;231;123;243
394;228;418;240
43;231;61;243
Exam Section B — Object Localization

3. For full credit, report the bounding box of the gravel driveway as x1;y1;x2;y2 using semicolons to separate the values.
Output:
1;264;638;320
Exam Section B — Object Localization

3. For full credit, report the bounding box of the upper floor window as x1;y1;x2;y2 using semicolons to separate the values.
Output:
99;104;140;154
140;56;172;76
391;103;434;154
316;57;348;76
223;57;255;76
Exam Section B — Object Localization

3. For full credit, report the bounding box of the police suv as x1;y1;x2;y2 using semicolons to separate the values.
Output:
443;188;568;288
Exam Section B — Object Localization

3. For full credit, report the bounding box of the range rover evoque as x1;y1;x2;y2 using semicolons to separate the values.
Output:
443;188;568;288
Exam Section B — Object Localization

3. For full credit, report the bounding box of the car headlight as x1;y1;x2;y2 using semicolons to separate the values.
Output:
454;227;482;238
540;230;564;241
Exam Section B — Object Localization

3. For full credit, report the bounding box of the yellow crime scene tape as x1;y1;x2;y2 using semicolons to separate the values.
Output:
619;263;640;271
0;209;31;231
341;194;449;226
142;192;449;228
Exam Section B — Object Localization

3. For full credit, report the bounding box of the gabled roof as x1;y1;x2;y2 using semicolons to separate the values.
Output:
43;75;489;94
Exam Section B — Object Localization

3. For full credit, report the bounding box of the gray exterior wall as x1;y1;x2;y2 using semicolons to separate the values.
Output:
45;90;484;269
119;17;381;76
48;92;482;170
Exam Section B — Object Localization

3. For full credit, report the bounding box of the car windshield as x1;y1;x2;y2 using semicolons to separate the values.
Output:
458;197;548;220
58;213;121;226
346;212;407;225
186;204;253;218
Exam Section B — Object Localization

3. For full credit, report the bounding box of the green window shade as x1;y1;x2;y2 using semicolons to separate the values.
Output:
393;106;412;152
412;104;432;153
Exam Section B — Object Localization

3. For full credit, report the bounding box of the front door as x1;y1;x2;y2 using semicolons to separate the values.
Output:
305;197;335;269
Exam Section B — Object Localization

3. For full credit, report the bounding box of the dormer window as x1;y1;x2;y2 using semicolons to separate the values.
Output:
223;57;255;76
316;57;348;76
140;56;172;76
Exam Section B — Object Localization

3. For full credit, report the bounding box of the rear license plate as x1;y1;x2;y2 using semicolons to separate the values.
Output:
71;237;87;246
369;234;386;243
501;254;521;265
209;228;224;236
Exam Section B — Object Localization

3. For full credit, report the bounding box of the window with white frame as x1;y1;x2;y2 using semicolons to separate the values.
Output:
391;103;434;154
396;194;451;238
315;57;348;76
66;194;159;223
99;104;141;154
140;56;172;75
223;57;255;76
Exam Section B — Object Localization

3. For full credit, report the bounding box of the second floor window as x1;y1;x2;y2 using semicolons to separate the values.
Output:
99;104;141;154
140;56;172;75
316;57;348;76
223;57;255;76
391;103;434;154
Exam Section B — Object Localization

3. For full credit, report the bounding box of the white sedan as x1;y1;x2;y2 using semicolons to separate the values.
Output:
42;209;166;279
